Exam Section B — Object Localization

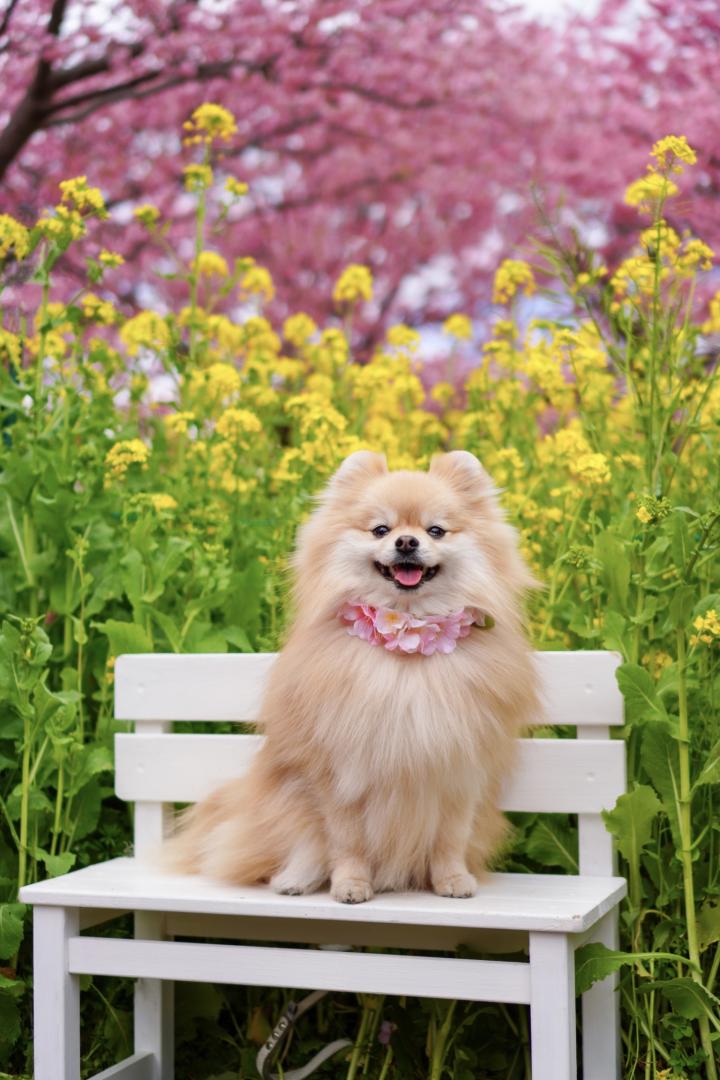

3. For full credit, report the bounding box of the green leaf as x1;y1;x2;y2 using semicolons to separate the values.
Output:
641;723;681;848
669;584;695;629
0;993;21;1053
36;849;76;877
601;784;661;864
615;663;666;724
0;903;25;960
93;618;152;656
602;611;628;655
525;818;578;873
640;977;720;1024
670;512;691;573
695;740;720;788
148;608;182;652
575;943;696;995
575;943;634;995
594;530;630;614
697;901;720;953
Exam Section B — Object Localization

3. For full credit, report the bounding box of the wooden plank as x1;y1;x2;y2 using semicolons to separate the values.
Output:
165;911;528;953
530;932;577;1080
114;650;623;726
69;936;532;1004
92;1052;154;1080
33;907;81;1080
115;734;626;815
21;859;627;933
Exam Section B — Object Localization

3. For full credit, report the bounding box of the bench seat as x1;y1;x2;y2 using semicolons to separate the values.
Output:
20;857;626;934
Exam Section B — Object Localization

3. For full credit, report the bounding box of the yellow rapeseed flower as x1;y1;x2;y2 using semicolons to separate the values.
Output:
225;177;249;197
215;407;263;446
183;164;213;192
492;260;536;304
333;264;373;305
443;314;473;340
148;494;178;512
283;312;317;347
99;249;124;267
624;171;679;212
183;103;237;145
0;214;30;261
82;293;115;325
119;311;170;356
59;176;107;216
651;135;697;172
387;324;421;350
194;251;229;278
240;265;275;301
104;439;150;484
133;204;160;227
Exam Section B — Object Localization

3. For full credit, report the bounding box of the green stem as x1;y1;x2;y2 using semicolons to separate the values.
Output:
346;996;375;1080
676;629;718;1080
50;762;65;857
429;1000;456;1080
18;705;31;891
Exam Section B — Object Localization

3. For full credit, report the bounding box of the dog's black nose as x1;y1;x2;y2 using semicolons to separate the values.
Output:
395;535;420;552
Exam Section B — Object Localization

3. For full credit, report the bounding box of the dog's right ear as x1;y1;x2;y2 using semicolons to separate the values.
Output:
326;451;388;493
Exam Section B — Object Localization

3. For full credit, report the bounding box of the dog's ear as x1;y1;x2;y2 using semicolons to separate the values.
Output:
327;451;388;492
429;451;496;498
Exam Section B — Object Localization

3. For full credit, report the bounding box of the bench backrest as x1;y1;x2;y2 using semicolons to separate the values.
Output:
114;650;625;876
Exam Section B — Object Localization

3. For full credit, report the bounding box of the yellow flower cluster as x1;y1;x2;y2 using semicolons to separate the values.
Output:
133;204;160;228
82;293;115;324
492;259;535;304
183;103;238;145
443;314;473;340
225;177;249;198
59;176;106;216
284;313;317;347
651;135;697;172
624;172;679;212
690;610;720;647
240;264;275;301
0;214;30;261
119;312;170;356
104;439;150;484
99;249;124;267
194;251;229;278
183;164;213;192
215;407;263;447
333;264;373;305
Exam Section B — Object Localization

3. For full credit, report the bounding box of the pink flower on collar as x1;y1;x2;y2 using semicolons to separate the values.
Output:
339;603;483;656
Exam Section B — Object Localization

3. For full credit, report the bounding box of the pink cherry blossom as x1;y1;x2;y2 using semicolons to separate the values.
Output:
0;2;717;339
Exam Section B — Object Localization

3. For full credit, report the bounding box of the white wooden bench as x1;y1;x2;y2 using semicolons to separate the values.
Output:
20;649;626;1080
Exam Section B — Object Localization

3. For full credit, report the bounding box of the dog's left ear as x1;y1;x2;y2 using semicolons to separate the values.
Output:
326;450;388;494
429;451;497;499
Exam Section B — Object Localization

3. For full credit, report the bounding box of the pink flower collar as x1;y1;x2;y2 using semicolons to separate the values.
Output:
339;603;490;656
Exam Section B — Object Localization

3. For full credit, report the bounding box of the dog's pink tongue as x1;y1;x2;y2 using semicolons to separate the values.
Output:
393;565;423;587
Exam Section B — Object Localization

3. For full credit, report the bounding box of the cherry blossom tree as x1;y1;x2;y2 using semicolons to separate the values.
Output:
0;0;717;333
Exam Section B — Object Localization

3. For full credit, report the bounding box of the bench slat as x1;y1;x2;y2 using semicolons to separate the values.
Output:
114;650;623;726
20;857;627;932
115;733;626;814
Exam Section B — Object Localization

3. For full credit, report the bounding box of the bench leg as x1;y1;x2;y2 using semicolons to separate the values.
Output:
33;906;81;1080
581;910;621;1080
529;931;577;1080
134;912;173;1080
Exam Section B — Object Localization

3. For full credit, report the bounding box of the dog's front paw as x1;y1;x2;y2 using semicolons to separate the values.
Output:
331;877;374;904
271;869;324;896
433;871;477;898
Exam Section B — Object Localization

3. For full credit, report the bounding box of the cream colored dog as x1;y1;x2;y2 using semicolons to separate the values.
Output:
164;450;539;903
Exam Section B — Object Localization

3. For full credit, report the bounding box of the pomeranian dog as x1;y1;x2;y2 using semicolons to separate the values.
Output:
163;450;539;903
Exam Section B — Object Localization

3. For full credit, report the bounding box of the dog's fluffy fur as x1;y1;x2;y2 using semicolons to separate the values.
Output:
163;450;540;903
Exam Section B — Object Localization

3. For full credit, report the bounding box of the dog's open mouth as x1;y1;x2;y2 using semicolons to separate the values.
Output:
374;560;440;590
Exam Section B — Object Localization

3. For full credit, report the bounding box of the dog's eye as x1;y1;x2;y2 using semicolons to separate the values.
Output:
427;526;446;539
371;525;390;538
